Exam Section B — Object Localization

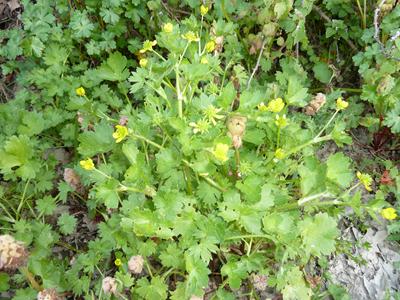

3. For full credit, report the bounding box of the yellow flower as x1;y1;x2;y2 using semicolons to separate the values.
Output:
140;40;157;53
275;114;288;128
80;158;95;171
200;57;208;64
203;105;224;125
336;97;349;110
113;125;129;143
114;258;122;267
163;23;173;33
267;98;285;113
381;207;397;220
182;31;200;42
76;87;85;96
257;102;269;112
274;148;285;160
205;41;215;52
212;143;230;163
356;171;372;192
200;5;209;16
139;58;148;68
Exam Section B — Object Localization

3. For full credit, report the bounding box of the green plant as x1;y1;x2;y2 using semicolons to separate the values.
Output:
0;1;398;299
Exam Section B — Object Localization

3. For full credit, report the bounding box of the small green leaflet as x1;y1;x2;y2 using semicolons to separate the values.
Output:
299;212;338;258
313;61;332;84
96;179;120;209
58;213;77;235
136;277;168;300
326;152;353;189
96;52;129;82
78;121;115;157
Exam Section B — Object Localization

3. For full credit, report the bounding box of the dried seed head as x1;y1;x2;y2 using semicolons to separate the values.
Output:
227;115;247;149
214;36;224;54
102;277;117;294
63;168;82;192
252;274;268;291
37;288;64;300
305;93;326;116
128;255;144;274
0;235;29;270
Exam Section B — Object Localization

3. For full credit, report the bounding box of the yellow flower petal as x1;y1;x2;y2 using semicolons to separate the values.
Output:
267;98;285;113
336;97;349;110
200;5;209;16
356;171;373;192
76;87;86;96
80;158;95;171
381;207;397;220
139;58;148;67
213;143;230;163
163;23;173;33
114;258;122;267
113;125;129;143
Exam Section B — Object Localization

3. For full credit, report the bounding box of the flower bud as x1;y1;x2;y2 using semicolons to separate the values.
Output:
0;235;29;270
128;255;144;274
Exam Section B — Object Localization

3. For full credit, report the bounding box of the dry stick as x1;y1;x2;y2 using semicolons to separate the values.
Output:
247;39;266;89
373;0;400;61
312;5;357;51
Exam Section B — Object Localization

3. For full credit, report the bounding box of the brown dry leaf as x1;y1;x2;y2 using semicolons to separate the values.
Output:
63;168;83;193
305;93;326;116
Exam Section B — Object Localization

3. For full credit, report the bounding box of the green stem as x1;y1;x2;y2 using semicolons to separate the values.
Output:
315;109;339;140
20;267;42;291
286;135;332;156
16;180;30;220
276;126;281;149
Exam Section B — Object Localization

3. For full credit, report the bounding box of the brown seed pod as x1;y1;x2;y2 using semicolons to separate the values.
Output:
227;115;247;149
304;93;326;116
0;235;29;270
128;255;144;274
37;288;64;300
63;168;82;193
102;277;117;294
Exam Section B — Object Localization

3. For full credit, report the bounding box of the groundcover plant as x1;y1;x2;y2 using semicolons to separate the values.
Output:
0;0;399;299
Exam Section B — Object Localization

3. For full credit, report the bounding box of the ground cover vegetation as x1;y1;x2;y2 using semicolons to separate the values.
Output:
0;0;399;299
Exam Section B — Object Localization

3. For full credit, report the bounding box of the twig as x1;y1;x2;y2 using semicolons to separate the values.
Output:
247;39;266;89
312;5;357;51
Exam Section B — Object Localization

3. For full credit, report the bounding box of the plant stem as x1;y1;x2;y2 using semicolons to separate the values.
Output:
315;109;339;140
20;267;42;291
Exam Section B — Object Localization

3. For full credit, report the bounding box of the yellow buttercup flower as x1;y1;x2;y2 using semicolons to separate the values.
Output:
80;158;95;171
267;98;285;113
356;171;372;192
139;58;148;68
336;97;349;110
113;125;129;143
76;87;85;96
212;143;230;163
200;57;208;64
163;23;173;33
114;258;122;267
200;5;209;16
182;31;200;42
381;208;397;220
140;40;157;53
205;41;215;53
257;102;269;112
